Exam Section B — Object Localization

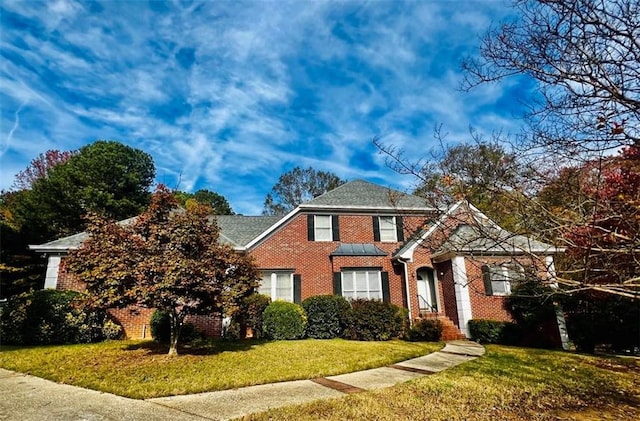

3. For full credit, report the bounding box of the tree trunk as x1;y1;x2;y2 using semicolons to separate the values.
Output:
168;310;184;356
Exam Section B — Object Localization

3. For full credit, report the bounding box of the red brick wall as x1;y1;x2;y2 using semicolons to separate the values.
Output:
464;258;513;322
57;258;87;292
250;213;430;309
435;260;459;326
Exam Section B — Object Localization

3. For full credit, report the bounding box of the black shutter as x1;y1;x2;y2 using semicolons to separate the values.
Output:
333;272;342;295
373;216;380;241
307;215;315;241
395;216;404;242
293;274;302;304
332;215;340;241
482;265;493;296
381;271;390;303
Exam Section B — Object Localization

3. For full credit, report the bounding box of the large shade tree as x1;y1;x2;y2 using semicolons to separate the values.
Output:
65;186;259;355
13;140;155;242
263;167;345;216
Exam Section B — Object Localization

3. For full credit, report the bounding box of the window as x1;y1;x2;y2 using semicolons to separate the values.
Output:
379;216;397;242
308;215;339;241
341;270;382;300
374;216;403;242
314;215;332;241
259;271;293;301
483;264;524;296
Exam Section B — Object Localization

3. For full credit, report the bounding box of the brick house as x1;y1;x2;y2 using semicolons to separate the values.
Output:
30;180;565;342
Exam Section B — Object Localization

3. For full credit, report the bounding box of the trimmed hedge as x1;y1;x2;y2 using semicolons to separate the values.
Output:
149;310;203;343
0;289;122;345
468;319;521;345
343;299;405;341
262;301;307;340
408;318;443;342
302;295;350;339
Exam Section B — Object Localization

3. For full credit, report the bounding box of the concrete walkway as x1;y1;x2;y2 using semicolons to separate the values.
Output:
0;340;484;421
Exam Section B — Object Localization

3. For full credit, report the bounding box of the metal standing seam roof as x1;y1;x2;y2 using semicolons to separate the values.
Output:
330;243;388;256
301;179;433;210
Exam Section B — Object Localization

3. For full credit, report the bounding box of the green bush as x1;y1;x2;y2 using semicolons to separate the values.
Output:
302;295;351;339
563;291;639;354
0;289;119;345
468;319;521;345
342;299;405;341
408;318;443;342
244;294;271;339
150;310;202;343
262;301;307;340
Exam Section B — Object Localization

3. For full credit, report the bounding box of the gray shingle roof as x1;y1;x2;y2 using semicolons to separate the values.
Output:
302;180;433;210
214;215;281;247
331;243;388;256
435;224;557;256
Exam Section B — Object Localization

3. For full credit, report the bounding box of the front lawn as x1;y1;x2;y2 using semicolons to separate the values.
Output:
0;339;440;399
246;345;640;420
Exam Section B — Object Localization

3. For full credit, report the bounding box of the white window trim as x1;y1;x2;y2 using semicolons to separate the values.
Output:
489;264;524;296
341;269;382;300
378;216;397;242
314;215;333;242
259;271;294;302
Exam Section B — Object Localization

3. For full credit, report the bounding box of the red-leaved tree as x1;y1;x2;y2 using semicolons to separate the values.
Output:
12;150;75;190
66;185;259;355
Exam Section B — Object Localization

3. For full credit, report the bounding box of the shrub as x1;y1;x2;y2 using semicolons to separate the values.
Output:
150;310;202;343
302;295;351;339
262;301;307;340
244;294;271;339
0;289;118;345
469;319;521;345
342;299;405;341
563;291;639;354
408;318;443;342
102;319;124;340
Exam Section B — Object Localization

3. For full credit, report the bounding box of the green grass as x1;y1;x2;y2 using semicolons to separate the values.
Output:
245;345;640;421
0;339;441;399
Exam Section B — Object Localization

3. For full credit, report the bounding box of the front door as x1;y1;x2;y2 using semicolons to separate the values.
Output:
417;267;438;313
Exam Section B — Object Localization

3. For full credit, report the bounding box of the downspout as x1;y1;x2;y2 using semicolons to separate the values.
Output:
399;258;413;328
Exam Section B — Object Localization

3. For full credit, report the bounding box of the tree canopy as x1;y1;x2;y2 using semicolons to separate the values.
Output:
12;140;155;241
263;166;345;216
173;189;234;215
65;186;259;355
463;0;639;154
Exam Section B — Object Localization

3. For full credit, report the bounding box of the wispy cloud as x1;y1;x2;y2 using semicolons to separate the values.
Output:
1;0;523;214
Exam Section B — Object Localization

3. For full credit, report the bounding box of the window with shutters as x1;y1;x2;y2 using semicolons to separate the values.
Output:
483;264;524;296
259;271;293;301
373;216;403;243
314;215;332;241
341;270;382;300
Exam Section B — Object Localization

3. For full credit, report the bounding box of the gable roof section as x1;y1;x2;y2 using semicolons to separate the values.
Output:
215;215;281;247
432;224;558;258
300;180;434;211
394;201;560;261
28;216;138;253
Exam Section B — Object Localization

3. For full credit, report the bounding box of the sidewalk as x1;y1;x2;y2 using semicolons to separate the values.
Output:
0;340;484;421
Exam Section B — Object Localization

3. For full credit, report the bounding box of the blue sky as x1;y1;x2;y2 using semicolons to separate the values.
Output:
0;0;533;215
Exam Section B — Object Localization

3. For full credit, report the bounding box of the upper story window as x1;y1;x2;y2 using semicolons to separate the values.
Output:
259;271;294;302
482;264;525;296
373;216;404;242
314;215;332;241
307;215;340;242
